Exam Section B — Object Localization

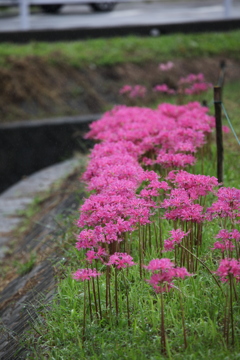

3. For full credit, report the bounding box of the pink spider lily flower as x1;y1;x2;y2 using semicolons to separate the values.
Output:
154;84;176;95
158;61;174;71
211;241;235;253
164;204;204;223
166;170;219;198
206;187;240;220
142;157;155;166
163;229;190;251
155;153;196;169
144;258;175;272
178;73;205;85
72;268;102;281
85;250;96;264
107;252;136;269
129;85;147;98
184;82;212;95
216;229;231;241
119;85;132;94
85;247;108;263
178;73;212;95
162;188;192;208
215;258;240;282
231;229;240;241
140;176;171;198
222;125;230;133
75;228;103;250
145;258;191;293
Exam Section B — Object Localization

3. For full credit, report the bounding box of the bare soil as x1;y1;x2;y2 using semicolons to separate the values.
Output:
1;56;240;123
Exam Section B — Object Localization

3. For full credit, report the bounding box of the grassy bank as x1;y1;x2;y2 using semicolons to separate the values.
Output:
1;30;240;68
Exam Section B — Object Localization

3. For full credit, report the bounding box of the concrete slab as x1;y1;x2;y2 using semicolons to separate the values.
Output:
0;157;82;257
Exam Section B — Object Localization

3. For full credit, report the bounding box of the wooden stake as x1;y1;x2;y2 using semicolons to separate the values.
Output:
214;86;224;184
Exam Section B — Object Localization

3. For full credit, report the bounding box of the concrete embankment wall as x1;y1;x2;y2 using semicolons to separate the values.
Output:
0;114;98;193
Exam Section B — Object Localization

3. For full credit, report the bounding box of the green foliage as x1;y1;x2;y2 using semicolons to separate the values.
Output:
15;252;37;276
0;30;240;68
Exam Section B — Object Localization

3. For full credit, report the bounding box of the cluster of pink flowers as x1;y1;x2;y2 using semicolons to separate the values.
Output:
179;73;205;84
166;170;219;198
74;103;216;266
145;258;191;293
119;84;147;98
206;187;240;221
85;247;107;263
154;84;176;95
212;229;240;255
164;229;190;251
161;170;219;223
86;104;215;170
72;268;101;281
74;99;238;294
153;72;212;97
107;252;135;269
120;62;212;100
215;258;240;283
178;73;212;95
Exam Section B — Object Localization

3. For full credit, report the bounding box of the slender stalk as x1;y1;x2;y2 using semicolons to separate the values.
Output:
179;289;187;349
224;286;229;346
195;240;199;272
109;268;112;314
142;225;146;253
87;280;93;322
153;222;158;252
115;267;119;318
148;223;152;250
123;272;131;327
229;276;235;346
179;244;224;295
96;263;102;320
92;276;99;319
232;277;238;302
160;293;167;355
82;281;86;343
139;224;143;279
106;266;109;310
158;211;163;251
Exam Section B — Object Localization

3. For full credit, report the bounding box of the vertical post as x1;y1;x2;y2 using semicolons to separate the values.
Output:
214;86;224;184
19;0;30;31
218;60;226;87
224;0;232;19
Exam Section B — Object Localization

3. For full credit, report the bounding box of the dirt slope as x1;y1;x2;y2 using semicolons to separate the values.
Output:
1;56;240;123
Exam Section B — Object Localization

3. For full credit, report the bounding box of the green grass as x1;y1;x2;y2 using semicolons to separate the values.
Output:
14;252;37;276
1;30;240;68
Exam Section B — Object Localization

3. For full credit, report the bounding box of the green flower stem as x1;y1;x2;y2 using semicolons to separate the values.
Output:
87;280;93;322
115;267;119;318
179;244;224;295
160;292;167;355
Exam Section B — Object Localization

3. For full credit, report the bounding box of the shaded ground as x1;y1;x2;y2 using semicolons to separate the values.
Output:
0;169;84;359
1;56;240;123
